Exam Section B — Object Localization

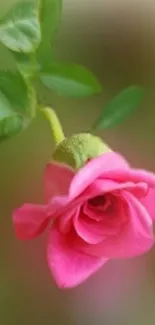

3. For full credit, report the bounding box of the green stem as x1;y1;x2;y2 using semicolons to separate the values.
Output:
41;107;65;145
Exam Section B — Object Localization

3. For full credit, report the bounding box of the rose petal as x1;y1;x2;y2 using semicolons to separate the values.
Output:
73;198;126;245
47;227;108;288
47;178;147;222
13;204;48;240
73;208;105;244
86;179;148;199
141;188;155;220
69;152;129;199
69;151;155;200
104;168;155;190
59;208;76;234
47;196;69;218
44;161;75;203
80;192;154;258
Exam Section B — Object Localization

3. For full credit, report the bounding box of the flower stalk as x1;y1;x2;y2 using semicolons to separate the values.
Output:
41;107;65;145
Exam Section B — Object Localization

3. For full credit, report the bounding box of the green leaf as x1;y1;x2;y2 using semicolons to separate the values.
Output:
37;0;63;64
93;86;144;129
0;1;41;53
12;52;40;79
0;70;35;140
0;114;29;140
0;71;31;113
40;63;102;97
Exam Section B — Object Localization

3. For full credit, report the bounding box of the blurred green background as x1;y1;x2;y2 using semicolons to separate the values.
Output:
1;0;155;324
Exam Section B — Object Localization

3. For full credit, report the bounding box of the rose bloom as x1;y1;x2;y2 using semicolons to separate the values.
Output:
13;151;155;288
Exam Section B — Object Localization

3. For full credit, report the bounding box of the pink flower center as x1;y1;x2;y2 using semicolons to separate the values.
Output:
58;191;128;245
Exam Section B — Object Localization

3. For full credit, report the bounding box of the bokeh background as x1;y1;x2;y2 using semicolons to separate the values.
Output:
1;0;155;324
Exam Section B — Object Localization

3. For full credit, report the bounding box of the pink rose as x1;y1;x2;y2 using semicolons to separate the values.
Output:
13;151;155;288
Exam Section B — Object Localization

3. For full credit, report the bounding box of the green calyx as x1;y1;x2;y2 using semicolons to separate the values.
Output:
52;133;110;170
41;107;110;170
